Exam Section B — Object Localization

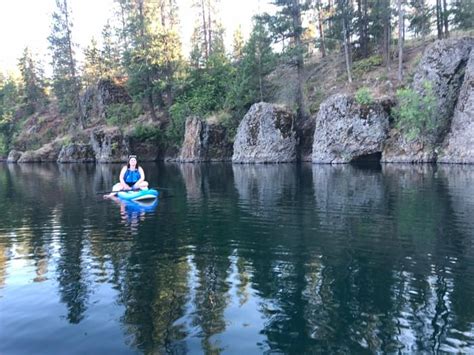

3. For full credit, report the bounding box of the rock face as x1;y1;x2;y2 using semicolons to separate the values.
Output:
178;116;233;162
57;143;96;163
382;37;474;163
7;150;23;162
232;103;297;163
312;94;389;164
438;50;474;163
81;79;131;120
90;126;129;163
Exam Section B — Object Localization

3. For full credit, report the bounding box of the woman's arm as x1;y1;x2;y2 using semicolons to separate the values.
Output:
136;167;145;186
119;166;130;189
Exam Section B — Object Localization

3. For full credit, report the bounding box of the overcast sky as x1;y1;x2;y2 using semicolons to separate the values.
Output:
0;0;274;75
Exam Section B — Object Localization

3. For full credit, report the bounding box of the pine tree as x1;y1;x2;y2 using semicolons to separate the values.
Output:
311;0;327;57
227;18;277;110
451;0;474;30
232;25;245;62
101;20;122;78
0;75;21;154
82;38;104;87
17;47;48;113
48;0;83;127
407;0;431;41
263;0;311;121
123;0;183;116
191;0;222;66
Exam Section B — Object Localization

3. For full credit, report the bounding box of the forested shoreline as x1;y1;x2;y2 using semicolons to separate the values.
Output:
0;0;473;162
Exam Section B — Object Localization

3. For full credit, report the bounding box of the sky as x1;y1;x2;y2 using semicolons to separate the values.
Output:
0;0;274;76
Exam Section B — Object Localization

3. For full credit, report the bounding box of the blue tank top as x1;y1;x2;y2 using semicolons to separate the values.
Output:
124;169;141;184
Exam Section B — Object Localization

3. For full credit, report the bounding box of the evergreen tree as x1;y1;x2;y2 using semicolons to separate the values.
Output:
407;0;432;41
82;38;104;87
123;0;183;117
451;0;474;30
227;19;276;111
0;75;21;154
17;47;48;113
101;20;122;78
262;0;311;121
191;0;223;66
231;25;245;62
48;0;83;127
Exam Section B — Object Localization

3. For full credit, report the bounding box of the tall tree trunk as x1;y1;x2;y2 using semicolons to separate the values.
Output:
383;1;391;71
63;0;83;128
397;0;404;82
207;0;212;56
317;0;326;58
342;17;353;83
442;0;449;38
119;1;129;51
293;0;307;121
357;0;368;57
137;0;157;119
436;0;443;39
200;0;208;61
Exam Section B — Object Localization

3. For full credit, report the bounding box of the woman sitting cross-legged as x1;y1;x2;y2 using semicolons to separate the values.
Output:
112;155;149;193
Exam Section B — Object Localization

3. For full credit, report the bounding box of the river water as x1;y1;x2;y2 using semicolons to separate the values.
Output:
0;162;473;354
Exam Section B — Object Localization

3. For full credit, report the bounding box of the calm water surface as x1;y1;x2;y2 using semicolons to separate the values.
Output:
1;162;474;354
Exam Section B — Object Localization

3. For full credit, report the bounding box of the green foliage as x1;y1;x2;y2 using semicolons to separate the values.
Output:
225;19;276;112
167;52;234;146
355;87;374;106
353;55;383;77
18;47;48;113
105;103;142;126
130;124;162;141
408;0;432;38
394;81;437;142
0;134;7;156
451;0;474;30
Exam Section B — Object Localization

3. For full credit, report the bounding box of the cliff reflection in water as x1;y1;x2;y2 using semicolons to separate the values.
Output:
0;162;474;353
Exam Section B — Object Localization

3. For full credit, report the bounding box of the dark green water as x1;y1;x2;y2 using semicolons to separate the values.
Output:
1;162;474;354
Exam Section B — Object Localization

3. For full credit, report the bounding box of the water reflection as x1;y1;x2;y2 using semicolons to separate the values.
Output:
1;163;474;353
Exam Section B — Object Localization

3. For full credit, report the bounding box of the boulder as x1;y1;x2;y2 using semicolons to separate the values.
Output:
18;142;61;163
232;103;297;163
312;94;389;164
81;79;131;120
7;150;24;163
57;143;96;163
382;37;474;163
178;116;233;162
438;50;474;163
90;126;130;163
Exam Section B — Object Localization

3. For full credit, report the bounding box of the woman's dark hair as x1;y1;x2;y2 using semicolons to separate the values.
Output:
127;155;139;169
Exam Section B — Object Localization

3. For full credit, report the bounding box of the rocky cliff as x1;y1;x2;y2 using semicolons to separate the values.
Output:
438;48;474;163
382;37;474;163
178;116;233;162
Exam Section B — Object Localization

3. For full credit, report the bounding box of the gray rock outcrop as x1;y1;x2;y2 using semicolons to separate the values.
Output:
438;50;474;163
7;150;24;163
80;79;131;120
382;37;474;163
232;103;297;163
178;116;233;162
312;94;389;164
90;126;129;163
57;143;96;163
